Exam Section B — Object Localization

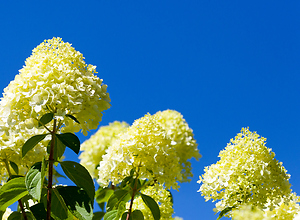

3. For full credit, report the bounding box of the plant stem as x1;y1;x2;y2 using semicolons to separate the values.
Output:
46;119;57;220
126;178;138;220
3;159;28;220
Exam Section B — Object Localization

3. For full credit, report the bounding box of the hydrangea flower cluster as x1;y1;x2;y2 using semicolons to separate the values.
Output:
198;128;291;215
232;205;265;220
79;121;129;178
128;184;174;220
263;192;300;219
97;110;200;189
0;37;110;181
154;110;201;182
1;37;110;135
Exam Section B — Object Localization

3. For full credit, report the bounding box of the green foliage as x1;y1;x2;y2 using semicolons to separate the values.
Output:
56;133;80;155
141;193;160;220
0;177;28;211
57;186;93;220
60;161;95;201
38;112;54;127
106;189;131;211
9;161;19;175
95;187;114;204
30;203;49;220
92;211;105;220
25;160;46;201
22;134;49;158
217;206;236;220
65;114;80;124
7;211;35;220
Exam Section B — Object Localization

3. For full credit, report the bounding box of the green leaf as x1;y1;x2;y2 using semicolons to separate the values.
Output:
9;161;19;174
60;161;95;200
47;136;66;162
22;134;48;158
116;201;126;220
104;210;118;220
8;211;35;220
106;189;131;211
0;177;28;210
25;160;46;201
30;203;48;220
51;188;70;220
141;193;160;220
65;114;80;124
57;186;93;220
217;206;236;220
131;210;144;220
56;133;80;155
92;212;105;220
95;188;114;204
38;112;54;127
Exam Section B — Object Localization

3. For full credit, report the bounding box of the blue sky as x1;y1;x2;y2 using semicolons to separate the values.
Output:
1;1;300;219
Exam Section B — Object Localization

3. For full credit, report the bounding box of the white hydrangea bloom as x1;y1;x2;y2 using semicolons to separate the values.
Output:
79;121;129;178
198;128;291;216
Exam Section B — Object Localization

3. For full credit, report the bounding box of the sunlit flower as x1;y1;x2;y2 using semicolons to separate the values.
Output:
79;121;129;178
232;205;265;220
0;37;110;181
198;128;291;216
263;192;300;220
154;110;201;182
0;37;110;135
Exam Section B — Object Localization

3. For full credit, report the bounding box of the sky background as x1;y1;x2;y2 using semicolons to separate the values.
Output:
1;1;300;219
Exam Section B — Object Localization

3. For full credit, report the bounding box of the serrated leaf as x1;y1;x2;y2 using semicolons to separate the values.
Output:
65;114;80;124
0;177;28;211
25;160;46;201
107;189;131;211
104;210;118;220
92;212;105;220
22;134;48;158
56;133;80;155
57;186;93;220
38;112;54;127
9;161;19;175
60;161;95;200
141;193;160;220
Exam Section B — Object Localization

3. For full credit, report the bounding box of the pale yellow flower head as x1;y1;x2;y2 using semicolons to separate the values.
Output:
198;128;291;215
128;184;174;220
79;121;129;178
0;37;110;181
232;205;265;220
98;113;183;189
154;110;201;182
0;37;110;135
263;192;300;220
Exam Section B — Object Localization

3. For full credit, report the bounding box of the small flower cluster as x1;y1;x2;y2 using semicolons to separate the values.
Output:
128;184;174;220
232;193;300;220
79;121;129;178
198;128;291;216
97;110;200;190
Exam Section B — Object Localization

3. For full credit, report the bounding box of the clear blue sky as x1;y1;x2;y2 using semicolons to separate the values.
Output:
1;1;300;219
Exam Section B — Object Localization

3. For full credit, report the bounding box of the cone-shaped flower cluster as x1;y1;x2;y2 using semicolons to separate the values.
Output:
0;37;110;182
96;110;200;190
198;128;291;215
